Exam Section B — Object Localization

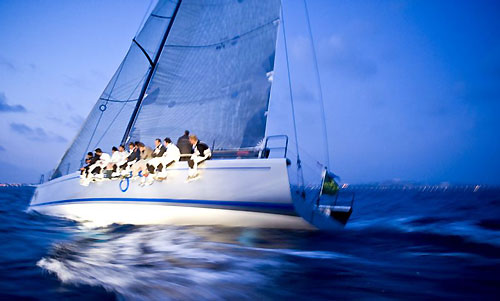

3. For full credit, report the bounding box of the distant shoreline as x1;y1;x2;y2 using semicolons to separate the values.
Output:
0;183;35;187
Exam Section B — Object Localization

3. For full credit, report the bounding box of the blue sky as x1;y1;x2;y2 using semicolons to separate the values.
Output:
0;0;499;184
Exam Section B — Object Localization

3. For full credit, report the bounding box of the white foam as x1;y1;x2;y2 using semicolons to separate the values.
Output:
38;226;296;300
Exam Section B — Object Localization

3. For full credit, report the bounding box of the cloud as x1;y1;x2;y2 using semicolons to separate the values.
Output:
319;34;378;80
63;74;88;89
0;160;40;184
0;93;26;113
47;113;85;129
10;122;68;143
0;56;16;71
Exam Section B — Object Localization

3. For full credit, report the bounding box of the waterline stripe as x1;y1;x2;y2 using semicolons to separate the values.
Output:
31;197;295;212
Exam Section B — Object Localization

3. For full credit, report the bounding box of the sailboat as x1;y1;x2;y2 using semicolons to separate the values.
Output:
29;0;353;229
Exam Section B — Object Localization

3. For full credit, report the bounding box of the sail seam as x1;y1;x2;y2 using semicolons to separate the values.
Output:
164;18;279;48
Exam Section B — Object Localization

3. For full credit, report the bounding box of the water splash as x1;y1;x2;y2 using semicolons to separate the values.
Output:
38;225;295;300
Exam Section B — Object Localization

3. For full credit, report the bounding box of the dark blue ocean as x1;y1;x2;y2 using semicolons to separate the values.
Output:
1;186;499;300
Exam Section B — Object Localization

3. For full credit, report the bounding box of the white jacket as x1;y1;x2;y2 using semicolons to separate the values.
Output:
164;143;181;162
96;153;111;167
110;151;127;164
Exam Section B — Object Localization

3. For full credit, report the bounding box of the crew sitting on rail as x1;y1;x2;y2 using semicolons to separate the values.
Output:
187;135;211;181
90;148;111;176
79;131;211;184
119;142;140;173
177;130;191;161
114;145;128;170
103;145;127;177
152;138;167;158
131;142;153;177
80;151;97;177
144;138;168;175
142;137;181;185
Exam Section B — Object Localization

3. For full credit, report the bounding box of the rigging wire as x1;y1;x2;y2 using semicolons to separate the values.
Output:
135;0;155;37
81;57;127;165
280;3;305;191
303;0;330;169
92;71;149;148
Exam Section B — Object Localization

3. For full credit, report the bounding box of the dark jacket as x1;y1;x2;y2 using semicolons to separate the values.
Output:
152;145;166;158
194;141;211;158
177;134;191;155
83;154;99;170
88;154;99;165
127;148;140;162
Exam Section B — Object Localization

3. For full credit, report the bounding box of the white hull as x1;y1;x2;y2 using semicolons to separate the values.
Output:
29;158;313;229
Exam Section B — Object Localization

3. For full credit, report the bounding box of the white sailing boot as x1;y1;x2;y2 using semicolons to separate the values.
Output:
139;176;147;187
155;170;167;181
144;176;155;186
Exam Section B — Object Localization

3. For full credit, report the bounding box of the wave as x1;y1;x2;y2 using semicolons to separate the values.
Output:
37;225;296;300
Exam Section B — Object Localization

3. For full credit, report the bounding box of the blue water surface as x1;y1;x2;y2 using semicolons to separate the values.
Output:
0;186;499;300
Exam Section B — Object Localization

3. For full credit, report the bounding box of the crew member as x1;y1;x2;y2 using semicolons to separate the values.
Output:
143;137;180;185
120;142;140;172
90;148;111;176
131;142;153;177
80;152;97;177
187;135;211;181
177;130;191;161
145;138;167;175
106;146;127;176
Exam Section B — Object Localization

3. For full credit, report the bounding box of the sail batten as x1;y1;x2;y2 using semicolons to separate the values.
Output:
164;18;279;49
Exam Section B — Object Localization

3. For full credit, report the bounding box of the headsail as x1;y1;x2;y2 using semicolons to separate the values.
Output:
127;0;282;150
52;0;179;179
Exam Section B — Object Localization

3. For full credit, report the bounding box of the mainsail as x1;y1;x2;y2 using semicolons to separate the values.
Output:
52;0;281;179
128;0;281;149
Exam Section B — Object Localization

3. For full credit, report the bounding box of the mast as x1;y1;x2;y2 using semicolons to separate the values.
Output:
121;0;183;145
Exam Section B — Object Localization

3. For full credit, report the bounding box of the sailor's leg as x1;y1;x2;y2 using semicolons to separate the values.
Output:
121;162;134;176
131;161;142;177
187;158;196;177
164;159;175;175
91;166;101;175
86;164;96;178
83;166;90;178
157;158;174;179
165;159;175;169
188;156;206;177
147;158;161;174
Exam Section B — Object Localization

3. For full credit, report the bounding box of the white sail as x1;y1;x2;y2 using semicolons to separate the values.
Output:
128;0;281;150
52;0;178;179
